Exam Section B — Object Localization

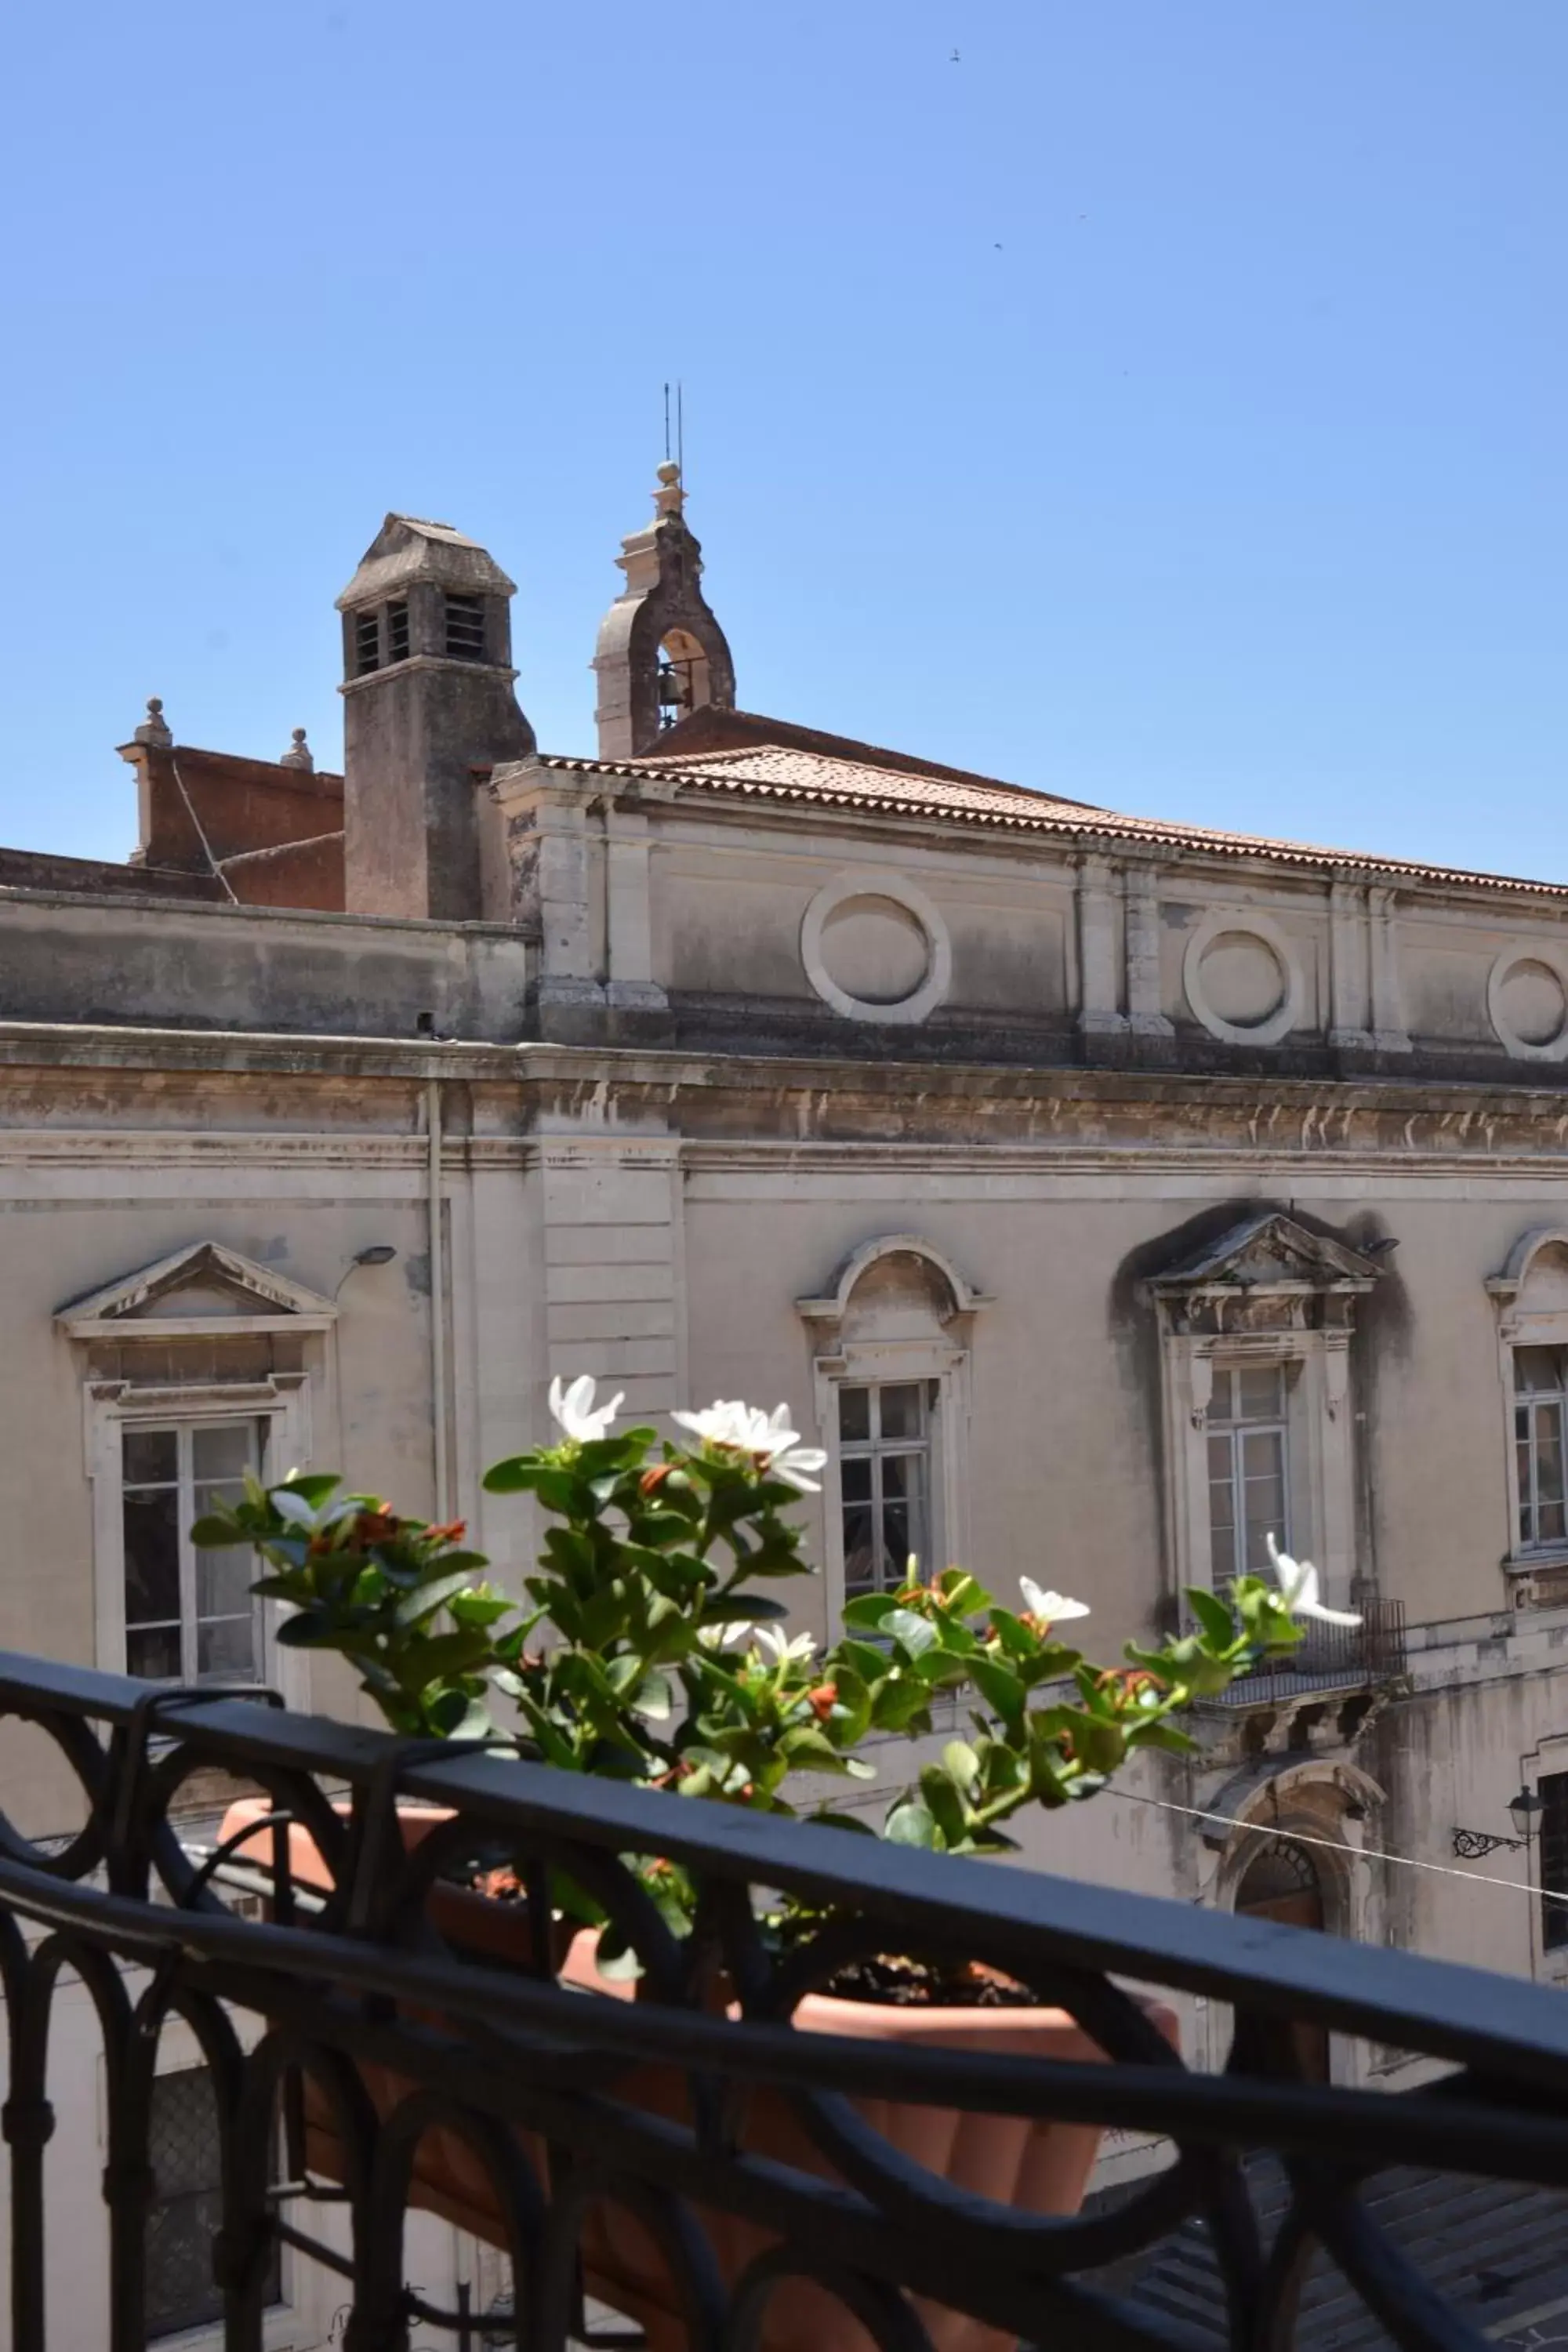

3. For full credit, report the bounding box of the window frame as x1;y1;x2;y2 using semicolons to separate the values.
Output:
1490;1230;1568;1580
85;1374;312;1704
1159;1330;1355;1603
1205;1362;1294;1584
122;1417;266;1686
812;1340;971;1625
836;1377;935;1603
1515;1349;1568;1559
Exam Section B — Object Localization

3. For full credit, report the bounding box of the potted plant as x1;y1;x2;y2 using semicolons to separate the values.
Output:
205;1377;1338;2352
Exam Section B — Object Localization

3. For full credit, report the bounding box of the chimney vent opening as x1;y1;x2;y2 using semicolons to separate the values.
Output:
444;594;486;662
354;611;381;677
387;600;410;663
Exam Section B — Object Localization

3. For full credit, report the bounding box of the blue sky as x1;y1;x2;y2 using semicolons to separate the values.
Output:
2;2;1563;879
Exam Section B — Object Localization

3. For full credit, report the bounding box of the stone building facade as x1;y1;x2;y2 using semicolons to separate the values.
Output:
5;470;1568;2334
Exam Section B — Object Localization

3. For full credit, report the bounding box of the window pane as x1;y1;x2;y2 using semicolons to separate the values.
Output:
1207;1432;1235;1494
197;1617;257;1681
840;1457;873;1504
124;1489;180;1628
1236;1364;1284;1422
1541;1773;1568;1953
882;1504;910;1584
837;1387;871;1444
123;1428;177;1486
842;1506;877;1595
1208;1367;1235;1425
192;1424;253;1481
146;2067;280;2339
1209;1522;1238;1585
196;1545;252;1622
127;1624;181;1681
880;1453;916;1501
1517;1348;1567;1397
1241;1429;1287;1573
878;1385;924;1442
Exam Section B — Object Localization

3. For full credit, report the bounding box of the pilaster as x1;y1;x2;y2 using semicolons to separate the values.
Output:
1327;880;1374;1050
1125;865;1174;1038
491;762;604;1009
1075;857;1124;1038
1369;887;1411;1053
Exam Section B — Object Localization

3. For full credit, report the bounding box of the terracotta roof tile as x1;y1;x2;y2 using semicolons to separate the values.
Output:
538;742;1568;902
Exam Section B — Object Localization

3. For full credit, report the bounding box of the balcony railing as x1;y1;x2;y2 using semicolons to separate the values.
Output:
1204;1597;1407;1705
0;1646;1563;2352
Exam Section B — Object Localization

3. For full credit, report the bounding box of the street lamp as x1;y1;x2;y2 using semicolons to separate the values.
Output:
1452;1786;1541;1859
1510;1785;1544;1842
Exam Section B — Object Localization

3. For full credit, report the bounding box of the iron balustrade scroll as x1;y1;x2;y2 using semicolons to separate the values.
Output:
0;1652;1566;2352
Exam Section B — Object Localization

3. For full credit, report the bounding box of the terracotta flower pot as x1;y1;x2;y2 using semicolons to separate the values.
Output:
220;1799;1175;2352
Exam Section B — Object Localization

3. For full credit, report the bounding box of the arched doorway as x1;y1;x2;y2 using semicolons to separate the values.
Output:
1235;1835;1330;2082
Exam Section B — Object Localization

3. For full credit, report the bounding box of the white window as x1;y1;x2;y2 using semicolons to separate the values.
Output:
837;1381;931;1599
1149;1211;1380;1610
1207;1364;1290;1583
1489;1229;1568;1581
122;1421;264;1682
1515;1345;1568;1555
797;1235;988;1621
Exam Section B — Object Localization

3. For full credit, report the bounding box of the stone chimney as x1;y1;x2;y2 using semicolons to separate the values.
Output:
592;464;735;760
336;514;535;920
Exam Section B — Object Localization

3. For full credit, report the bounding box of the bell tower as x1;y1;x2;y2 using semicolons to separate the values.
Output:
336;514;535;920
592;464;736;760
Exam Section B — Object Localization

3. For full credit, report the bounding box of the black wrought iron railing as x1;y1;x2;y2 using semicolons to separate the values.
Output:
1205;1598;1407;1705
0;1647;1562;2352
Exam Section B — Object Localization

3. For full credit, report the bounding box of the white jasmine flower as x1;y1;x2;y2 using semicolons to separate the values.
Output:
548;1374;624;1445
696;1621;757;1651
670;1399;828;1493
1019;1577;1091;1624
753;1624;818;1666
1266;1534;1362;1626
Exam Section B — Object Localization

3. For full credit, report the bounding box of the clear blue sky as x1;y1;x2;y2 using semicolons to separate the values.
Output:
2;2;1563;879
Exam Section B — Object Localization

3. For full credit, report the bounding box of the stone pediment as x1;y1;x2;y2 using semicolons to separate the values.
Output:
57;1243;338;1338
1150;1214;1381;1298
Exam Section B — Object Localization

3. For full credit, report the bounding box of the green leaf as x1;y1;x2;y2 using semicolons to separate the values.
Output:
967;1653;1026;1730
841;1592;898;1632
189;1515;245;1548
274;1472;344;1508
884;1608;938;1659
269;1489;321;1530
884;1797;940;1848
942;1739;980;1791
393;1569;482;1628
1186;1585;1236;1649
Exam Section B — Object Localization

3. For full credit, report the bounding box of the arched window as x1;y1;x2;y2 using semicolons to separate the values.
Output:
797;1237;989;1619
1489;1231;1568;1584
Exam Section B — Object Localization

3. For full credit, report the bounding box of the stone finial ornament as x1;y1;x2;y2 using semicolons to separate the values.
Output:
653;460;686;520
279;727;314;772
134;697;173;749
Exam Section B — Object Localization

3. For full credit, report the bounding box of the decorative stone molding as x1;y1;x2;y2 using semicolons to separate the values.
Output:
1181;909;1305;1046
797;1233;991;1326
1486;945;1568;1063
799;869;952;1025
57;1242;337;1339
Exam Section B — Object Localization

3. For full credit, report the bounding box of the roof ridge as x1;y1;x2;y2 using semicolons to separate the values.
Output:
529;751;1568;902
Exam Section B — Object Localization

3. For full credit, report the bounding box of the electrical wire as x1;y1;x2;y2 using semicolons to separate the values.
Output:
1108;1785;1568;1904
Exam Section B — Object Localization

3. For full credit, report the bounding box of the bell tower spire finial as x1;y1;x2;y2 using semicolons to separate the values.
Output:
592;462;735;760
